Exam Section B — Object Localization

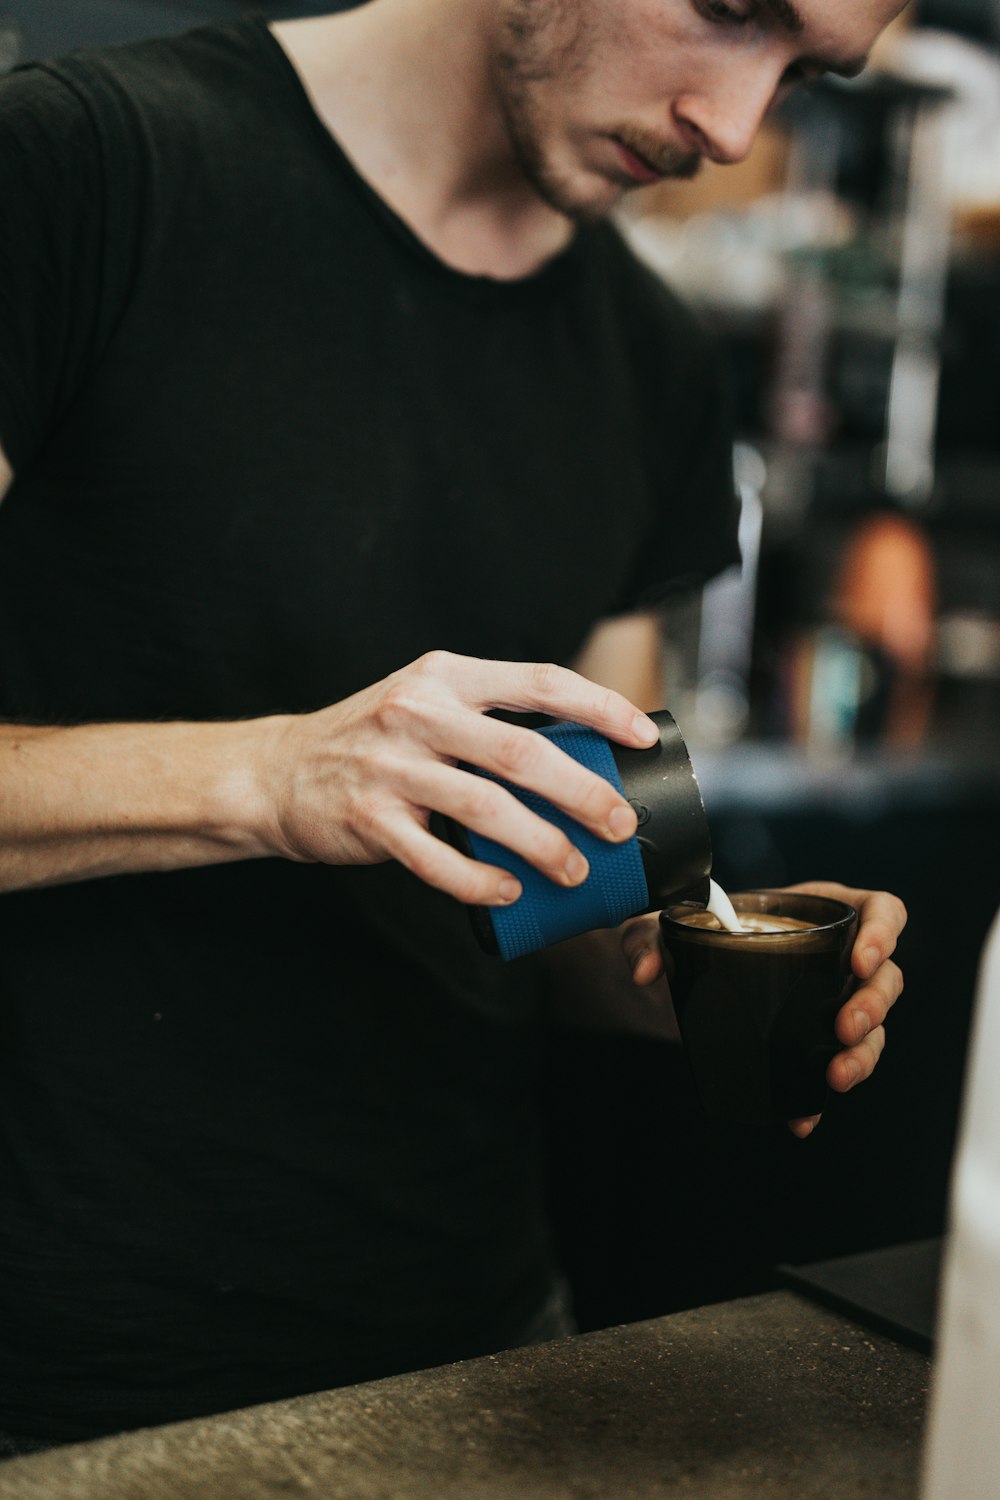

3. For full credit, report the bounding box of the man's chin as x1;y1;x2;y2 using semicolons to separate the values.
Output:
524;173;617;224
545;161;704;224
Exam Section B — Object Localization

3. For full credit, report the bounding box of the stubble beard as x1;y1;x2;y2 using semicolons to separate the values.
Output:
495;0;701;223
495;0;596;220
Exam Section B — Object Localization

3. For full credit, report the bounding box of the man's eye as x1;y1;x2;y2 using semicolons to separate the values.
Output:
701;0;757;25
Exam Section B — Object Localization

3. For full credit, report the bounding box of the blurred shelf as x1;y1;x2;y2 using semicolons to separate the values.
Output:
690;741;1000;814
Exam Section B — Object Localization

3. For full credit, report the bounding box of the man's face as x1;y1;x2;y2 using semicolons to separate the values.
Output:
494;0;905;220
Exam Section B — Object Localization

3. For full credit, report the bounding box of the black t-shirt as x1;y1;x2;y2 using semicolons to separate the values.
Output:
0;17;740;1441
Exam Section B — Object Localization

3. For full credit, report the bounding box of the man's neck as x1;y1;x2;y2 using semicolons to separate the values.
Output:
270;0;576;280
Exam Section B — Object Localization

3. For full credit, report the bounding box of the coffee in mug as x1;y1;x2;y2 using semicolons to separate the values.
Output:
659;891;858;1123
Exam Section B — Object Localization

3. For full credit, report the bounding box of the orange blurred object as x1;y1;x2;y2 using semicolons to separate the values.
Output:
831;511;938;746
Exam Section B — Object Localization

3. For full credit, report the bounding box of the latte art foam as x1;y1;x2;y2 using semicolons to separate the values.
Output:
678;910;815;935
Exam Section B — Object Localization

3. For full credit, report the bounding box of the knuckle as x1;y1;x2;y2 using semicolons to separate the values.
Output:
350;793;388;843
412;649;453;679
527;660;564;698
542;826;576;866
858;1044;881;1082
597;684;620;725
577;770;616;821
376;683;417;728
492;727;541;780
871;961;902;1006
462;777;505;824
886;959;904;997
376;685;437;737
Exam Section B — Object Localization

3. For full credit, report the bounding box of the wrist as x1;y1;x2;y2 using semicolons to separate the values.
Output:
211;715;300;861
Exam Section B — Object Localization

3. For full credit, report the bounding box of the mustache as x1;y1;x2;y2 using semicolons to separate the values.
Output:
614;127;702;180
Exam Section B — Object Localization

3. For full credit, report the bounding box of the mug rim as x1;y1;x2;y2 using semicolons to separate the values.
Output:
660;888;857;940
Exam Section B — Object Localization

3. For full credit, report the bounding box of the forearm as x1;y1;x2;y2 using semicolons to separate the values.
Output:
0;650;661;905
569;611;664;712
0;718;282;893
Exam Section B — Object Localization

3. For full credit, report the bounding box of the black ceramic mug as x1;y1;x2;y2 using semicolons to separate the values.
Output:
659;890;858;1122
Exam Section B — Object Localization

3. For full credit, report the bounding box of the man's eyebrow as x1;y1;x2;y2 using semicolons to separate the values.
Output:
760;0;871;78
761;0;805;35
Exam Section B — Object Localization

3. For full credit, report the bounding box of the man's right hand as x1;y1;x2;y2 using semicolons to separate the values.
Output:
0;649;658;901
257;650;657;906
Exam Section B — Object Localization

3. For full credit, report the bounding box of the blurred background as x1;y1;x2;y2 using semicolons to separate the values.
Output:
2;0;998;1331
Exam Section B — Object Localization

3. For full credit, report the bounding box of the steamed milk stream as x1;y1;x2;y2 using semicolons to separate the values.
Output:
706;879;746;933
702;881;816;935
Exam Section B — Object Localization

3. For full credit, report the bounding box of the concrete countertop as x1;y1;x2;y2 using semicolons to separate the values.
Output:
0;1290;930;1500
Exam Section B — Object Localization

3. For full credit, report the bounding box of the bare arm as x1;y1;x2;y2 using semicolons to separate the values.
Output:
569;611;663;713
0;639;659;897
0;717;282;892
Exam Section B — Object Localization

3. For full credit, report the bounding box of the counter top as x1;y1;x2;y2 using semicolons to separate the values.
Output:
0;1290;930;1500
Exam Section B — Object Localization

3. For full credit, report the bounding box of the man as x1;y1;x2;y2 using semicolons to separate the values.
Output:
0;0;905;1450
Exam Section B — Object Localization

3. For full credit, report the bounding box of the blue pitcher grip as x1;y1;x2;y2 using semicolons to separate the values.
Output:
463;722;649;961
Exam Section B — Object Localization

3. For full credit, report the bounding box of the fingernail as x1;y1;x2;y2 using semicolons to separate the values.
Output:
498;877;521;904
852;1008;870;1041
608;804;637;840
844;1056;861;1086
862;946;880;975
632;714;659;745
564;850;589;886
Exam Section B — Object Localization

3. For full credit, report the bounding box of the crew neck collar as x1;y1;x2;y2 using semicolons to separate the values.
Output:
248;12;590;298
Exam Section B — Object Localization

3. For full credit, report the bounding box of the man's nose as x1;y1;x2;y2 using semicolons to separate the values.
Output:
672;70;781;166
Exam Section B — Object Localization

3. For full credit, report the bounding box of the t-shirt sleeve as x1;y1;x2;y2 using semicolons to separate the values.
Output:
0;65;107;474
606;245;743;614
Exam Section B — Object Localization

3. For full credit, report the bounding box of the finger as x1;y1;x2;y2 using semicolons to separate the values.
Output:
851;892;907;980
620;915;665;985
409;760;592;889
390;816;524;907
423;705;640;846
420;652;660;749
835;959;903;1046
827;1024;886;1093
784;882;907;980
788;1114;821;1139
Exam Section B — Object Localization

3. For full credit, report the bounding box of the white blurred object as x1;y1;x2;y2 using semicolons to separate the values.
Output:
890;30;1000;211
622;203;786;311
922;907;1000;1500
690;443;764;746
935;610;1000;680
